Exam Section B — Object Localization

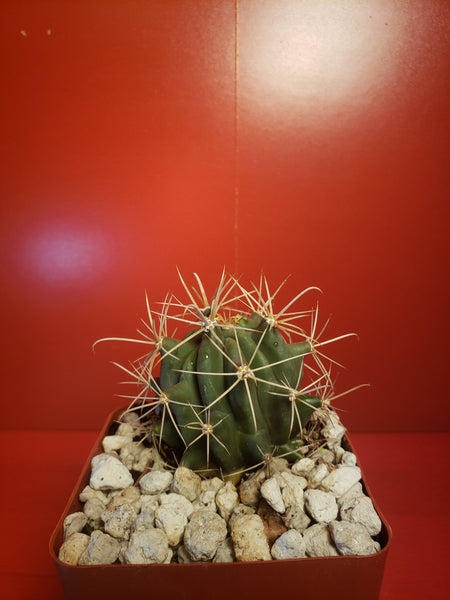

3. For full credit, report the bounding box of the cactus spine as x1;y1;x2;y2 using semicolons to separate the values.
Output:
98;271;353;482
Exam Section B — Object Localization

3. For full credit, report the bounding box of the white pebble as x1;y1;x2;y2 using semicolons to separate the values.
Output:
102;435;131;453
213;538;235;563
171;466;201;501
155;505;189;547
134;509;155;531
63;512;87;540
283;505;311;533
329;520;380;556
79;485;109;504
184;509;228;561
340;495;382;536
78;530;121;565
215;481;239;521
307;463;330;488
304;489;338;523
291;457;315;477
271;529;306;560
90;453;133;490
124;528;171;564
83;497;106;530
260;477;285;513
200;477;224;494
58;533;90;565
159;492;194;518
322;411;346;451
341;451;357;466
155;493;194;546
139;470;173;495
320;466;361;498
303;523;339;557
107;486;141;510
231;514;271;562
336;482;364;507
101;503;138;540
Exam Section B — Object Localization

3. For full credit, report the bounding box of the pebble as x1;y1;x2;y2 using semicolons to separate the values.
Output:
63;512;87;540
118;441;155;472
102;435;131;453
171;466;202;501
282;481;305;511
322;411;346;451
139;470;173;495
193;489;217;513
310;448;335;464
303;523;339;557
329;520;381;556
271;529;306;560
307;463;330;488
90;453;133;490
231;514;271;562
115;422;137;438
279;471;308;490
340;495;382;536
124;528;171;564
159;492;194;518
184;509;228;561
58;533;90;565
228;503;255;529
140;494;159;514
304;489;338;523
215;481;239;521
60;408;383;565
239;472;265;507
132;447;157;472
101;503;138;540
260;477;285;513
336;482;364;507
78;530;121;565
200;477;224;494
155;501;190;547
291;457;315;477
107;486;141;511
83;497;106;530
213;537;235;563
79;485;109;504
134;508;155;531
320;466;361;498
177;544;193;563
283;505;311;533
340;451;357;466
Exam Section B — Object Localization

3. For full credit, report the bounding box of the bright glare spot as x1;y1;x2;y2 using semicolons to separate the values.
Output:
23;224;109;286
242;2;406;125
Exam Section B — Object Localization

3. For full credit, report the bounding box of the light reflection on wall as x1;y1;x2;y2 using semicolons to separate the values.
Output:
241;1;408;126
22;223;109;286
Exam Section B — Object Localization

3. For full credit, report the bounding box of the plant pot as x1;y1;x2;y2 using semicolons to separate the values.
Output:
49;406;392;600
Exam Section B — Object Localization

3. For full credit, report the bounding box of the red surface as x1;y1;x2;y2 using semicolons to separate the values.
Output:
0;0;448;433
0;427;448;599
0;2;449;596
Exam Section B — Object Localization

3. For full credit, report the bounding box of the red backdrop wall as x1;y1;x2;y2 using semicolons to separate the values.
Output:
1;0;448;432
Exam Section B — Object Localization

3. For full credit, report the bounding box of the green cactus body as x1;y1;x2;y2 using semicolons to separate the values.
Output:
154;313;321;482
99;273;352;483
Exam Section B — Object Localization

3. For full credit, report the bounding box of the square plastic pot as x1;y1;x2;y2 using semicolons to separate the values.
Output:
49;406;392;600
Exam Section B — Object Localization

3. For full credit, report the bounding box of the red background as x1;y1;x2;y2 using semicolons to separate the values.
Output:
0;1;449;599
1;0;448;434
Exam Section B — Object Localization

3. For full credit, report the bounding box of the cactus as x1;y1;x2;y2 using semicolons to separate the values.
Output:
97;271;354;482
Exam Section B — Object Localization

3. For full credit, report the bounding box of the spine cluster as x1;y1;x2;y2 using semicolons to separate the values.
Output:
98;271;352;482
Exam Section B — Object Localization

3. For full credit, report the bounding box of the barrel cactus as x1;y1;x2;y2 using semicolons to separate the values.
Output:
98;271;353;483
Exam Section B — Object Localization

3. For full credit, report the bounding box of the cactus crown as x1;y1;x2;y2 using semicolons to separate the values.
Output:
97;271;354;483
